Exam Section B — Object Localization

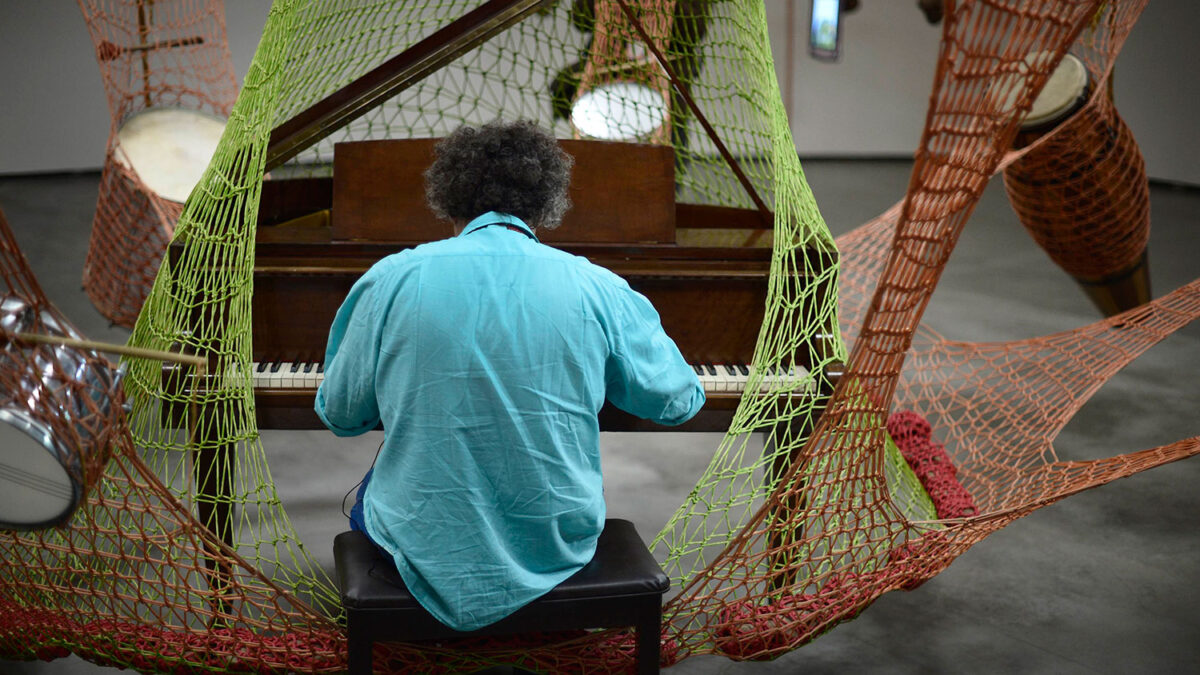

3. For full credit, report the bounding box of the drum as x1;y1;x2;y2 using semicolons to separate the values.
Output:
1001;53;1151;316
0;407;80;529
114;107;227;204
0;297;125;530
571;80;670;141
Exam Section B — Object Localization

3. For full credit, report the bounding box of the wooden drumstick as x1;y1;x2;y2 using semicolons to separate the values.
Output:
12;331;209;451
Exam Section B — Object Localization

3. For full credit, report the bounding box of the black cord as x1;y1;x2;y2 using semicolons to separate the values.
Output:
341;437;385;519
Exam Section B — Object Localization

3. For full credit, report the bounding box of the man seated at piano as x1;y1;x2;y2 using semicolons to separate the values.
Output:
314;119;705;632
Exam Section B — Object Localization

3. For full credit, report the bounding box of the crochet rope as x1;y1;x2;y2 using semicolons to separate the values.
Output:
77;0;239;327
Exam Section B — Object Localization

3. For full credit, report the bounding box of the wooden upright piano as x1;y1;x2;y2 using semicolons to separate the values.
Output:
245;135;837;433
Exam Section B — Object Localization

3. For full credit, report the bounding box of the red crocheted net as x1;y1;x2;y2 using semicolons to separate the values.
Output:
887;411;977;520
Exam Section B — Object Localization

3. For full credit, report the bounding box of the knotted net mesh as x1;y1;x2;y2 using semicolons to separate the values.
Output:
2;0;1198;672
77;0;239;328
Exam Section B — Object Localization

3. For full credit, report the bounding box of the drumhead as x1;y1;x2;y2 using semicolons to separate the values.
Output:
1023;52;1089;128
115;107;227;204
571;81;669;141
0;407;80;530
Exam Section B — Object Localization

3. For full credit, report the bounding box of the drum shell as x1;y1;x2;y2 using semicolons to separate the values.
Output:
84;147;181;327
0;296;35;334
0;303;124;529
1002;83;1150;282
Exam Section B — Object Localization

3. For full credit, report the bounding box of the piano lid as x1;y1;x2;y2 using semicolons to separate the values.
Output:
265;0;552;172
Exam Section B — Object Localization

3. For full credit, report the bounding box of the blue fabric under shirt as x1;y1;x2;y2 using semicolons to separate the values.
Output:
316;211;704;631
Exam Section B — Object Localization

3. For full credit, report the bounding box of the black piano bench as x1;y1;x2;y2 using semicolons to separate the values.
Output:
333;518;670;674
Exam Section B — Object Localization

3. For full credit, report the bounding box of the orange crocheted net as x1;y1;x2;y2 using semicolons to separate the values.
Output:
77;0;238;327
0;205;345;671
1;0;1197;672
657;0;1199;663
1001;15;1152;315
1004;80;1150;284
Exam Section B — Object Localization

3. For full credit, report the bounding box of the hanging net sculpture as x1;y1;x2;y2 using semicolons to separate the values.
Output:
2;0;1198;672
77;0;238;327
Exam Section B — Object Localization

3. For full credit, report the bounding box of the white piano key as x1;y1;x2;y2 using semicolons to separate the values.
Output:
720;364;742;393
260;361;276;388
265;361;286;389
749;364;813;393
285;362;302;388
697;363;720;393
301;362;320;388
252;361;269;389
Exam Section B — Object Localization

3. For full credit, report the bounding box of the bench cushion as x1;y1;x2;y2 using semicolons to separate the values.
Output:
335;518;669;610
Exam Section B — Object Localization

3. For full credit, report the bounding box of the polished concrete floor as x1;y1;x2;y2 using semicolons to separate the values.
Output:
1;161;1198;673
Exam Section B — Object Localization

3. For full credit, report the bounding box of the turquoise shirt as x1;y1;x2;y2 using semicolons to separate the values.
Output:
315;211;704;631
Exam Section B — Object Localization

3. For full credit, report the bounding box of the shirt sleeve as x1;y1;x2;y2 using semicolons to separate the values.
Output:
315;264;386;436
603;285;706;425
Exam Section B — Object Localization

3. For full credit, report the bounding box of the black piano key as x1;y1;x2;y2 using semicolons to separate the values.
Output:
693;364;704;376
256;362;268;373
704;364;717;376
738;364;750;376
269;361;282;373
289;362;301;372
723;365;737;376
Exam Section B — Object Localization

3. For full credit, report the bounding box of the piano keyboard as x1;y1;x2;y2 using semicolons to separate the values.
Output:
247;362;814;396
251;361;324;389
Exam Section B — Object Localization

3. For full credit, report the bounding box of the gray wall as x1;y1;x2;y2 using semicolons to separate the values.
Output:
0;0;274;175
1;1;1196;184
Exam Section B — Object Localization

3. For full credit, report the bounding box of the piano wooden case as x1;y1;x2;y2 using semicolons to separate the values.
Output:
242;138;836;432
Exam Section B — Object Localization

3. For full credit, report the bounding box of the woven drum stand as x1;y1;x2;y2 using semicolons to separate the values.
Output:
1003;53;1151;316
76;0;236;327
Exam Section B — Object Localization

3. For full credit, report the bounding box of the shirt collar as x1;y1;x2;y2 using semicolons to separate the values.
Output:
459;212;538;241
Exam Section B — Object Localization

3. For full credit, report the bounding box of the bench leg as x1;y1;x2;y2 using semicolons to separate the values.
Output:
635;604;662;675
347;632;372;675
